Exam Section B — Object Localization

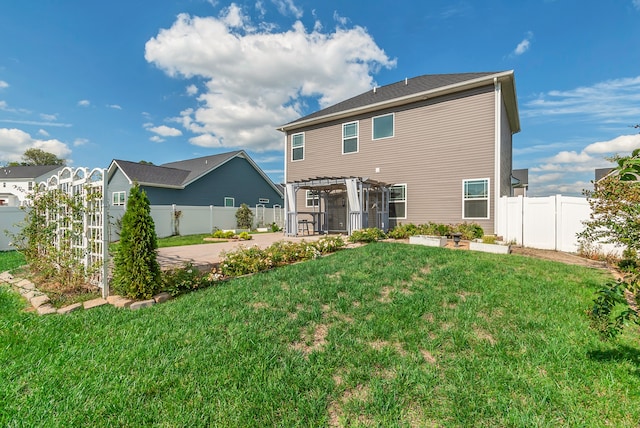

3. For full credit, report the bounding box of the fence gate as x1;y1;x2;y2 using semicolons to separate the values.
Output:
43;167;109;297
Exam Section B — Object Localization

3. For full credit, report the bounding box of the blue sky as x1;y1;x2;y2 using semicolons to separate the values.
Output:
1;0;639;196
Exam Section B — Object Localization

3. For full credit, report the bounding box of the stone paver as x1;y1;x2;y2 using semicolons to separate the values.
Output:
30;294;51;308
107;295;134;308
130;299;155;310
83;298;108;310
16;279;36;291
153;292;172;304
58;303;83;314
37;304;57;315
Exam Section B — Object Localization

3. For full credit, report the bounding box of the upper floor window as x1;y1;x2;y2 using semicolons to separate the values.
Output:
373;113;394;140
112;191;126;206
389;184;406;219
342;121;359;154
224;197;235;207
463;178;489;219
292;133;304;161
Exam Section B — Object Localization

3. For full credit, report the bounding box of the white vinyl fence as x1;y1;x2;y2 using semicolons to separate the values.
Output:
496;195;622;255
108;205;285;241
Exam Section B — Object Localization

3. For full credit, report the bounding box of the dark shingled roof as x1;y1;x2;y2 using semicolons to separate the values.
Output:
0;165;62;179
285;72;501;126
111;151;248;188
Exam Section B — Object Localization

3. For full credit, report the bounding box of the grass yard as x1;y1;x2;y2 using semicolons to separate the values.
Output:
1;243;639;426
0;250;25;273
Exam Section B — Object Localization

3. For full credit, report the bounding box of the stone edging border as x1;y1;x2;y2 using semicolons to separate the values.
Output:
0;270;171;315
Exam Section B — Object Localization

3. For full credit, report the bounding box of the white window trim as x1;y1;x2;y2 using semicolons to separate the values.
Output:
291;132;305;162
372;113;395;140
342;121;359;155
305;190;319;207
112;191;126;206
462;178;490;220
224;197;235;207
389;183;407;220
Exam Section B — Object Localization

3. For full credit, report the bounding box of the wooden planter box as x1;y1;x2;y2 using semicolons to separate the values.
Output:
409;235;448;248
469;241;511;254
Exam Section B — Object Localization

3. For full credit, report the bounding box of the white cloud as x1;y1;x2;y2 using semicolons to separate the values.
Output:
145;6;395;151
0;80;8;89
547;150;596;164
272;0;303;18
150;136;164;143
634;0;640;10
512;31;533;56
0;101;9;110
186;84;198;96
38;129;49;137
584;134;640;154
107;104;122;110
40;113;57;121
522;75;640;122
78;99;90;107
0;128;71;163
74;138;89;147
146;125;183;137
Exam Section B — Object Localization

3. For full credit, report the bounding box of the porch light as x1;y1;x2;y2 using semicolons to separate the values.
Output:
452;232;462;247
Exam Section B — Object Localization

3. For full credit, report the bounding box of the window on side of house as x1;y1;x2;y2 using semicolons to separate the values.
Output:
342;121;359;154
389;184;406;219
112;191;126;206
305;190;319;207
292;133;304;161
224;197;235;207
463;178;489;219
372;113;394;140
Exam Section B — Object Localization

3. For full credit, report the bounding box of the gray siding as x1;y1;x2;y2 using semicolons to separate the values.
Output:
108;168;132;203
500;97;513;197
286;85;502;233
142;157;283;208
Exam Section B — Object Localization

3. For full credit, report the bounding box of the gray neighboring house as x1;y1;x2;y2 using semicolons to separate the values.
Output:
512;168;529;196
279;71;520;235
0;165;64;206
107;150;283;208
594;167;614;182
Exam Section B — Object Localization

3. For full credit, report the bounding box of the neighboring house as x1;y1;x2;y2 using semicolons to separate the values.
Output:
107;150;283;208
0;165;64;206
512;168;529;197
594;167;614;182
279;71;520;235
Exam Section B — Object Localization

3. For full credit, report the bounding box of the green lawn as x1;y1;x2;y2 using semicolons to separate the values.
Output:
1;243;638;427
0;250;25;273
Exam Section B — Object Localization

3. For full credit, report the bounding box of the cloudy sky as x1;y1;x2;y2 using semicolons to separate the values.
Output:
1;0;639;195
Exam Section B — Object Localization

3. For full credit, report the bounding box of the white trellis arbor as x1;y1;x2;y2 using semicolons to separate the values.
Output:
41;167;109;297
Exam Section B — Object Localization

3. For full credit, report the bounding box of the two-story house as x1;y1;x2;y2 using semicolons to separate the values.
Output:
279;71;520;236
0;165;64;206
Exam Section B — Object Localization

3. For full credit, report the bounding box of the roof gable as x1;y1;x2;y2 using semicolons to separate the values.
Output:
160;151;242;186
109;160;190;188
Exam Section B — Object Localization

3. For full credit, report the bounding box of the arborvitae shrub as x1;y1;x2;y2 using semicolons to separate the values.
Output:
112;184;161;299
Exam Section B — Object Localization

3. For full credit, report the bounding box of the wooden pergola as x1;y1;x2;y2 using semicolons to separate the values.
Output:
284;176;390;236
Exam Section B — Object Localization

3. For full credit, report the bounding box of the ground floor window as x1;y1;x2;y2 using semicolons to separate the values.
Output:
389;184;406;219
306;190;319;207
463;178;489;219
112;191;126;206
224;197;235;207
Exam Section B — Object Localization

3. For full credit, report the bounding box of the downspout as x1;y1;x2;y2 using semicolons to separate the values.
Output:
282;130;288;235
494;77;502;235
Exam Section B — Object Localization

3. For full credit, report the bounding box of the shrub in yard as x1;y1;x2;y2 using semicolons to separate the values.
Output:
220;246;270;277
348;228;386;243
235;203;254;230
161;263;220;296
212;230;236;239
237;231;252;240
270;222;281;232
311;235;346;253
453;222;484;240
387;223;419;239
112;184;161;299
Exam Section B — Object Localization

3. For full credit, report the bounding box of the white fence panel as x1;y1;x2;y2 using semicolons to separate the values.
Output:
0;207;25;251
523;196;557;250
556;196;591;253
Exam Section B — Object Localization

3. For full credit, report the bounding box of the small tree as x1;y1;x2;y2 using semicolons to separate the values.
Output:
7;148;65;166
112;184;161;299
235;203;254;230
580;148;640;339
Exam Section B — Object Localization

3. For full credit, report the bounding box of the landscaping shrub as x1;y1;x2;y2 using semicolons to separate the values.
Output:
453;222;484;240
161;263;221;296
212;230;236;239
237;231;252;240
348;228;386;243
387;223;418;239
235;203;254;230
112;184;161;299
270;222;281;232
